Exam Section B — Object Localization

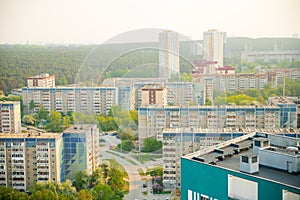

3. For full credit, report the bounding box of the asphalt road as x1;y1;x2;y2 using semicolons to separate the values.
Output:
100;135;171;200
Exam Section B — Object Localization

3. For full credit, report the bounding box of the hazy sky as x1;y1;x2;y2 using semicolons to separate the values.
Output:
0;0;299;44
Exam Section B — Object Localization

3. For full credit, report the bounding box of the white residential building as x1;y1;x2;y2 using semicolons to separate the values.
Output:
203;29;225;67
159;30;180;78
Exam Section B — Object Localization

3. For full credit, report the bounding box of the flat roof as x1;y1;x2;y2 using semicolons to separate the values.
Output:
184;133;300;189
162;127;300;134
64;124;96;134
0;132;62;139
0;101;20;105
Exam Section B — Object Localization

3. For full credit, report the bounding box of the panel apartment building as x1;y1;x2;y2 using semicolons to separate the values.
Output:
0;101;21;134
194;68;300;101
27;73;55;88
22;87;117;115
138;105;297;147
0;132;63;191
0;124;100;191
61;124;100;182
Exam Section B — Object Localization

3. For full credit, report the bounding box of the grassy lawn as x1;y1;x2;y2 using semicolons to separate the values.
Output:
132;153;162;164
106;150;137;165
137;168;145;176
146;166;163;176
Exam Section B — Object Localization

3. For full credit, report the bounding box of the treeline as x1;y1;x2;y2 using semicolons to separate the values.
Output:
23;105;138;134
0;45;92;93
0;160;127;200
0;44;195;93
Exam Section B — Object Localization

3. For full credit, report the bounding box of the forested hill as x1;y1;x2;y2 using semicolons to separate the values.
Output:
0;45;93;92
1;37;300;93
225;37;300;57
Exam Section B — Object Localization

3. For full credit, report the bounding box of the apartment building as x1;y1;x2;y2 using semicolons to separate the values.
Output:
162;127;300;191
0;124;100;191
138;105;296;148
269;96;300;128
265;68;300;88
164;82;194;106
241;50;300;63
0;132;63;191
27;73;55;88
194;68;300;102
181;132;300;200
61;124;100;182
103;78;199;110
22;87;117;115
203;29;225;67
159;30;180;78
141;85;167;107
0;101;21;134
118;85;132;111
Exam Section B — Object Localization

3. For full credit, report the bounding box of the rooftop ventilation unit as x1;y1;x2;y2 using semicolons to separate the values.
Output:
253;138;270;154
240;155;259;174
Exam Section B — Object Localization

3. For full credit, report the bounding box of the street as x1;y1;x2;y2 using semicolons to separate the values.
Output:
100;135;171;200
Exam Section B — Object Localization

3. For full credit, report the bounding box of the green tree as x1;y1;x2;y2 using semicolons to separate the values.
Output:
117;140;135;152
30;182;59;200
72;170;91;191
63;116;71;129
100;163;109;181
118;128;135;141
93;184;115;200
56;180;77;200
107;168;125;191
90;168;102;187
77;189;93;200
226;94;256;105
46;110;63;132
143;137;162;152
29;99;35;111
204;98;212;106
22;114;36;125
36;105;48;121
0;186;29;200
129;110;138;125
108;105;121;117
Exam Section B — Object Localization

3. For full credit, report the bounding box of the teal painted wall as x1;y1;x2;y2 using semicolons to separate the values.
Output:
181;158;300;200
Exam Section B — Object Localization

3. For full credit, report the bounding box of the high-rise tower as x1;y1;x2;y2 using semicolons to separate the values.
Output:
203;29;225;67
159;30;180;78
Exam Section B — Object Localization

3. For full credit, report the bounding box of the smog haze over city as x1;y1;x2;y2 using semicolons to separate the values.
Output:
0;0;300;44
0;0;300;200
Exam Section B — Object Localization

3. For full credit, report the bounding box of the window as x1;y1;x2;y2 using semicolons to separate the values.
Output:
242;156;248;163
228;175;258;200
254;141;260;147
201;195;209;200
283;190;300;200
252;156;257;163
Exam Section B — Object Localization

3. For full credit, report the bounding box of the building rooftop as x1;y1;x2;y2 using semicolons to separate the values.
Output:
142;84;165;90
0;101;20;105
64;124;97;134
244;50;300;55
0;132;62;139
184;132;300;189
216;66;235;71
28;73;53;79
269;96;300;105
141;105;281;109
163;127;300;134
